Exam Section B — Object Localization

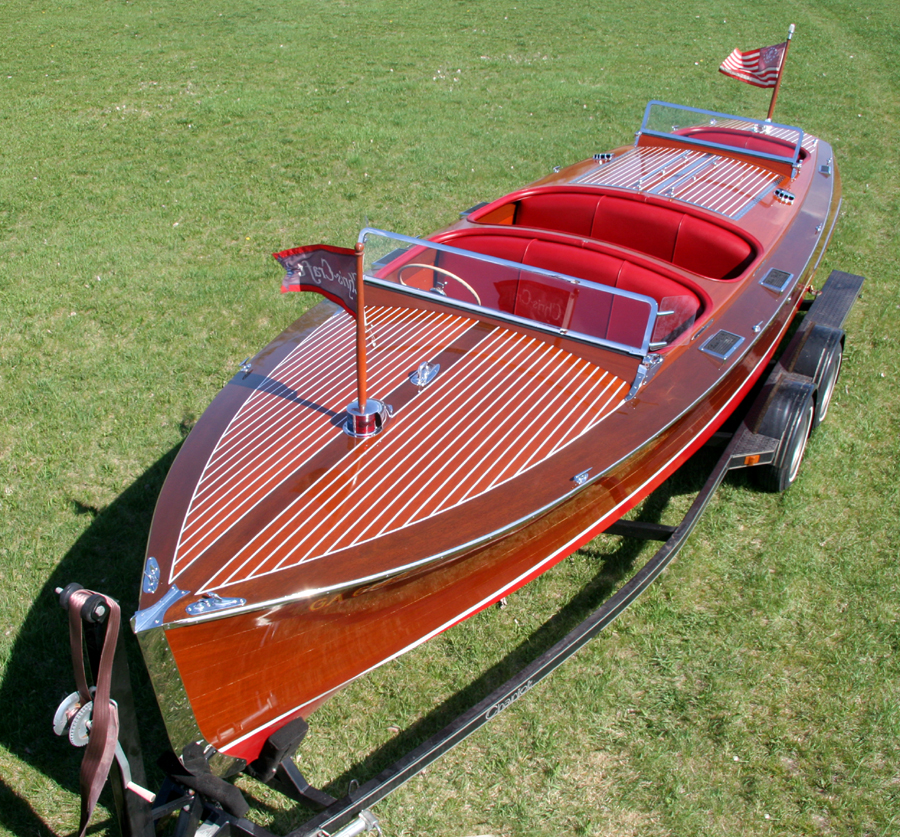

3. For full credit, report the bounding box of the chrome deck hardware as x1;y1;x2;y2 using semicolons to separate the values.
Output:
344;399;392;438
410;360;440;389
185;592;248;617
142;557;160;594
774;188;796;204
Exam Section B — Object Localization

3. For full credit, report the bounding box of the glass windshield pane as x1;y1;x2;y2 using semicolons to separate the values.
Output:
360;229;656;357
639;101;803;167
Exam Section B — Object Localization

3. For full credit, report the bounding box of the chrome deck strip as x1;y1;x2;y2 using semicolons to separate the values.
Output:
649;154;717;196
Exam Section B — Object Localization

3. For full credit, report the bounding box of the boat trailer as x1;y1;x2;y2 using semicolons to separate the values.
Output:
52;270;863;837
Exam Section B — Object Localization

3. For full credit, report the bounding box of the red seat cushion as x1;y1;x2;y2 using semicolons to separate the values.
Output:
615;262;701;344
432;230;702;347
514;193;600;237
591;197;683;263
521;239;623;286
672;215;754;279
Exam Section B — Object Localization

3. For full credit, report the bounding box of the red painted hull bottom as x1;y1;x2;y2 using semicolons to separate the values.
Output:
163;299;795;765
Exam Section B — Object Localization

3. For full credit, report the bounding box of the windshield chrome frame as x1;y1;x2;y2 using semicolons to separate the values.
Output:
358;227;657;358
637;100;804;171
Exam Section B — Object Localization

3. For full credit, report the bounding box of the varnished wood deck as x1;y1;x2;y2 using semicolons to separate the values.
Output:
577;146;782;218
168;306;628;593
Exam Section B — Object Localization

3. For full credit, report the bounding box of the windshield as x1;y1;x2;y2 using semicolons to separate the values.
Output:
638;101;803;169
359;228;657;357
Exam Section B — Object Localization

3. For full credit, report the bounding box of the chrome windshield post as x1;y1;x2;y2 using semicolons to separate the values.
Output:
625;354;663;401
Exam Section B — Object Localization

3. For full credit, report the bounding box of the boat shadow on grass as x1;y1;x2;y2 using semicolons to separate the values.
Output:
0;441;728;836
0;444;181;836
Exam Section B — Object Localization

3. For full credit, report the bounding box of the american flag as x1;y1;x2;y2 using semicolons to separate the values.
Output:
719;42;787;88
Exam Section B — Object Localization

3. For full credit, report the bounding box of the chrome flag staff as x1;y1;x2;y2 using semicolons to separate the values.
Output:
720;24;795;120
275;243;390;437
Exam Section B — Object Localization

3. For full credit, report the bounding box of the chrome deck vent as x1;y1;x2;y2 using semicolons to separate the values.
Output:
774;188;796;204
700;330;745;361
760;268;794;293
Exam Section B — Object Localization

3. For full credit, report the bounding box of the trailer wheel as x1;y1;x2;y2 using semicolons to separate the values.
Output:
812;341;842;427
754;381;816;493
793;325;844;429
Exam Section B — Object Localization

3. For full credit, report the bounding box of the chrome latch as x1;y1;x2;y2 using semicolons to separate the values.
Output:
185;592;247;616
624;355;663;401
142;557;160;594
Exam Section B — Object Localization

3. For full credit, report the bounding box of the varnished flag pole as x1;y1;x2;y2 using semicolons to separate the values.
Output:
355;242;367;412
276;238;386;436
767;24;795;121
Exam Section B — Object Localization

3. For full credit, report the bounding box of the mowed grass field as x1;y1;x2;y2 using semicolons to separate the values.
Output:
1;1;898;835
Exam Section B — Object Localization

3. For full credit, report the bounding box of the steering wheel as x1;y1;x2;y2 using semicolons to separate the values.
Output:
397;263;482;306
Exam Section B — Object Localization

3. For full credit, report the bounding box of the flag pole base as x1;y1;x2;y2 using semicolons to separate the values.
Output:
344;400;392;438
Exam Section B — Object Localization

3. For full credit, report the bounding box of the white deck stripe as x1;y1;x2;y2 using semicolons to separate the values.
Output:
463;362;606;496
194;312;485;588
266;329;527;567
215;330;624;577
189;316;628;592
577;146;781;218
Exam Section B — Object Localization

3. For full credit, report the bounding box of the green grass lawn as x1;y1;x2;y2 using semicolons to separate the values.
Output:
1;1;898;835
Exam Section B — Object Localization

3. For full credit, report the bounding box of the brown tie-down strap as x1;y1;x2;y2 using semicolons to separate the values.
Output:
64;587;121;837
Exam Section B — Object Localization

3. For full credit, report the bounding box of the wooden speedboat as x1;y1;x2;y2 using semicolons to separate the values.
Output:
134;101;840;773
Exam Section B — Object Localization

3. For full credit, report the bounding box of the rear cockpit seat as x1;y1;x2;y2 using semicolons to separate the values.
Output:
472;188;758;281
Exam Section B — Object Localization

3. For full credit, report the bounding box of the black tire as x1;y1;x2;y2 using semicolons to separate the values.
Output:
793;325;844;429
753;381;816;493
811;340;842;428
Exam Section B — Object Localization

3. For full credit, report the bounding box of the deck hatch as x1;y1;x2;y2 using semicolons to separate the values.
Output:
760;268;794;293
700;330;745;361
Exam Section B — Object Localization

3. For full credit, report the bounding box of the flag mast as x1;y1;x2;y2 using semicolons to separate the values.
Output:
354;242;367;413
274;238;389;437
345;237;390;437
766;23;795;121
